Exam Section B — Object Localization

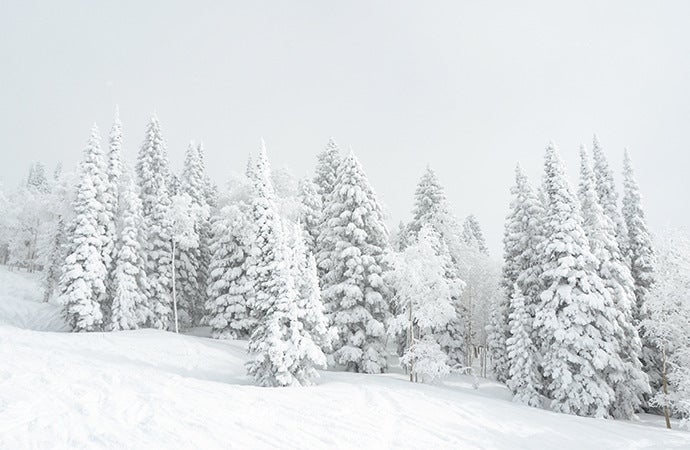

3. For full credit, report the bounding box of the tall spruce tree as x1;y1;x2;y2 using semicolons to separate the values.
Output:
205;204;255;339
58;125;108;331
136;115;173;329
462;214;489;255
535;143;625;417
317;150;390;373
297;178;322;255
578;147;649;418
622;149;661;390
246;142;326;386
109;179;150;330
313;137;341;202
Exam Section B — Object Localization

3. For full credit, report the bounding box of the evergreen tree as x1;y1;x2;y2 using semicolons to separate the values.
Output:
136;115;173;329
109;180;150;330
506;284;542;407
297;178;322;255
462;214;489;255
317;150;390;373
58;126;108;331
197;141;216;321
592;135;629;259
578;147;649;418
246;142;326;386
205;204;254;339
622;149;661;389
313;137;341;202
491;164;545;383
535;143;624;417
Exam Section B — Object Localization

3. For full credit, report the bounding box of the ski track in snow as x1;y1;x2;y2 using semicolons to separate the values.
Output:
1;267;689;449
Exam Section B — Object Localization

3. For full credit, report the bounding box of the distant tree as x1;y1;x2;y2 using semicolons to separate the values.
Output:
461;214;489;255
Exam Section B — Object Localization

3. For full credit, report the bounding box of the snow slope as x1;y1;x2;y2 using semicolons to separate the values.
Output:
1;267;689;449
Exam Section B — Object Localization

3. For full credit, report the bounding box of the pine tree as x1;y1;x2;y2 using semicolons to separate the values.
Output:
246;141;326;386
58;126;108;332
535;143;624;417
592;135;629;260
102;107;123;320
136;115;173;329
317;150;390;373
297;178;322;255
205;204;255;339
313;137;341;202
406;166;466;366
491;164;545;383
578;147;649;418
197;141;216;322
109;180;150;330
622;149;661;390
506;284;542;407
462;214;489;255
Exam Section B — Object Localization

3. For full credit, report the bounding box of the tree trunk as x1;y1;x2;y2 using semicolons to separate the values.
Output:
172;239;179;334
662;346;671;429
408;299;414;382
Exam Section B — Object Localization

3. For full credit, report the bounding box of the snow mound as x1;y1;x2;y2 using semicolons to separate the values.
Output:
1;325;688;449
0;266;68;332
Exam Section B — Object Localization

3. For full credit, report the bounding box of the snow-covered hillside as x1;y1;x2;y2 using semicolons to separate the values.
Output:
1;267;689;449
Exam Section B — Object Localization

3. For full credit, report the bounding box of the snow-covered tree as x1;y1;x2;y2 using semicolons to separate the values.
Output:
644;230;690;428
592;135;629;259
462;214;489;255
109;179;149;331
246;141;326;386
206;204;254;339
622;149;660;389
578;146;649;418
506;284;542;407
535;143;625;418
136;115;173;329
297;178;322;255
387;224;459;382
490;164;544;383
313;137;341;203
316;150;390;373
58;126;108;332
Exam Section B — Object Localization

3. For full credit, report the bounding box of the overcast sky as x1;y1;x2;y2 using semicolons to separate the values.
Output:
2;1;689;254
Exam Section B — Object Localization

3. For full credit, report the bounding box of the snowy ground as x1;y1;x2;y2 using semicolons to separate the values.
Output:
1;266;689;449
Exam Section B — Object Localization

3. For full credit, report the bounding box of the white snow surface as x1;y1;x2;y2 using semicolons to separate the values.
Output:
1;266;689;449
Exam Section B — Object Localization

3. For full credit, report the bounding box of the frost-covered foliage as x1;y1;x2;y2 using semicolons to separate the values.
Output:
246;142;326;386
491;164;545;383
622;149;660;389
578;147;649;418
461;214;489;255
506;284;542;407
109;180;149;331
317;151;390;374
405;167;466;366
313;137;341;203
58;126;108;332
644;231;690;427
387;225;459;382
535;143;625;418
102;108;123;316
206;204;254;339
297;178;322;255
136;115;173;330
400;337;451;383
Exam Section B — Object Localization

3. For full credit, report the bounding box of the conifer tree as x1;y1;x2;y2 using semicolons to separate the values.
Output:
205;204;254;339
622;149;661;389
58;126;108;331
197;142;215;320
136;115;173;329
317;150;390;373
297;178;322;255
506;284;542;407
246;141;326;386
462;214;489;255
578;147;649;418
592;135;629;259
109;180;150;330
535;143;624;417
491;164;545;383
313;137;341;202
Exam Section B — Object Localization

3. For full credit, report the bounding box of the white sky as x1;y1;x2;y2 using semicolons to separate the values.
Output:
2;0;689;254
